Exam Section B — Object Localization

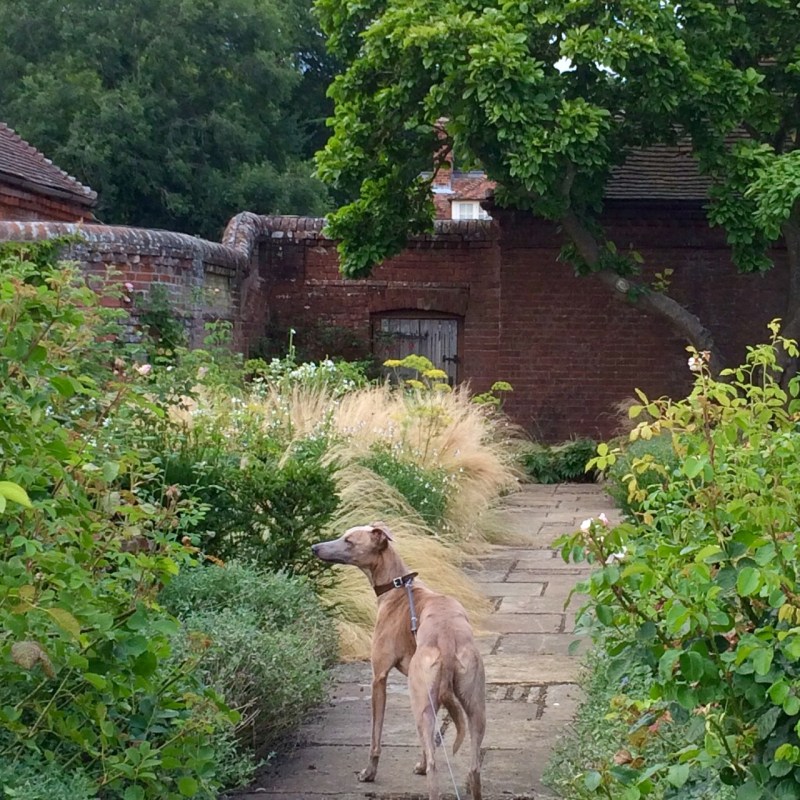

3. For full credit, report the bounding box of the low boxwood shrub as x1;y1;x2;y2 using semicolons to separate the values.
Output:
520;439;597;484
162;564;336;763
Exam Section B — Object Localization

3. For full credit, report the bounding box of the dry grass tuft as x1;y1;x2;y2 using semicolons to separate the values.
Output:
168;382;518;659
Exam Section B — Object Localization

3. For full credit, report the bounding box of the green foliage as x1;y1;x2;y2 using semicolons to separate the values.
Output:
315;0;800;367
604;434;679;517
0;242;236;797
0;760;97;800
137;283;188;354
162;564;336;762
361;444;454;528
544;647;734;800
521;439;597;484
472;380;514;408
384;354;452;393
0;0;332;236
201;455;341;585
557;324;800;798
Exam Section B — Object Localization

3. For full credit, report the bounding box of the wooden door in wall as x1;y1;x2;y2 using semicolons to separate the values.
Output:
374;315;460;385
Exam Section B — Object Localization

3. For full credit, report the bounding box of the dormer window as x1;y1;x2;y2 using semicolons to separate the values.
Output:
451;200;491;220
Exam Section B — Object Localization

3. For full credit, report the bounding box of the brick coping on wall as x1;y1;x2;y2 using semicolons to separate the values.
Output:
0;220;247;269
0;214;496;263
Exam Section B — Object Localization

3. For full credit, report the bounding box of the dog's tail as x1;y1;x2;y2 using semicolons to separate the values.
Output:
439;659;466;755
442;693;466;754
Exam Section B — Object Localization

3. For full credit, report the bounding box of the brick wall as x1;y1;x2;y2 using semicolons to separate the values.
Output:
255;207;787;441
0;184;95;222
0;208;788;442
0;221;250;349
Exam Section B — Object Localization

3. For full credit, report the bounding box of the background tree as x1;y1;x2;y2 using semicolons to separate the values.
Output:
316;0;800;370
0;0;334;238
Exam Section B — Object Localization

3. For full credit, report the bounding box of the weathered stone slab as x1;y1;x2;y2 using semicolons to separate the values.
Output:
488;613;565;634
480;581;546;597
498;594;584;615
484;653;580;684
494;632;588;657
506;567;589;582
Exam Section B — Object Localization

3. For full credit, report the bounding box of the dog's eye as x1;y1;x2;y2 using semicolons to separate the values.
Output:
344;538;353;547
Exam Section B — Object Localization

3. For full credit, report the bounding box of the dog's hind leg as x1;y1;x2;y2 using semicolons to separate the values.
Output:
410;653;441;800
457;656;485;799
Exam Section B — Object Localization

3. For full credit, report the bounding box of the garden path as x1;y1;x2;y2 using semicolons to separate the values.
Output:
235;483;620;800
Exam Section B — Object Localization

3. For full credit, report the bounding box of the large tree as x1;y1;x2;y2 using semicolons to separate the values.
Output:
0;0;334;238
315;0;800;370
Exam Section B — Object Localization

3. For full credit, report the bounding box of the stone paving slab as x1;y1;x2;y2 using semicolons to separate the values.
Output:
483;653;580;684
236;484;612;800
495;632;588;656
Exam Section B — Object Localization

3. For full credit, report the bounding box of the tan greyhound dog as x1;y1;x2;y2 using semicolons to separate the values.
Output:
311;522;486;800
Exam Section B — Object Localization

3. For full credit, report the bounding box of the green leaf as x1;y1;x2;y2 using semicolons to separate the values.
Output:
666;763;690;788
0;481;32;508
102;461;121;483
756;705;781;740
582;769;602;791
123;787;145;800
596;604;614;625
737;567;760;596
680;650;705;681
178;776;199;797
682;456;704;479
50;375;77;398
46;607;81;639
752;648;773;676
736;780;762;800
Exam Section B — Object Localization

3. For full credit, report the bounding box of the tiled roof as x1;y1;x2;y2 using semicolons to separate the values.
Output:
433;141;724;208
449;172;495;201
606;141;711;201
0;123;97;206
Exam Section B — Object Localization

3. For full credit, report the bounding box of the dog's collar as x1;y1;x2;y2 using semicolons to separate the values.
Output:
374;572;418;597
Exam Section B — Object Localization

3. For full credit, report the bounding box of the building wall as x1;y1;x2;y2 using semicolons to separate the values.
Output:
0;210;788;442
257;208;787;441
0;221;251;349
0;183;95;222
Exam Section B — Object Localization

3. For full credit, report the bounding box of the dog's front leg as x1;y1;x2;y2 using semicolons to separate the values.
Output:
358;669;388;782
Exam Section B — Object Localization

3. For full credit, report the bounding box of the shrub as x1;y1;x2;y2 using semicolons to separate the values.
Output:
520;439;598;484
185;454;340;587
604;433;679;517
0;760;97;800
0;244;235;799
162;564;336;760
544;647;735;800
360;443;454;528
557;328;800;798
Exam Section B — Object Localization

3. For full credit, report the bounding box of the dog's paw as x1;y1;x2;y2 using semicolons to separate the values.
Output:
413;762;427;776
357;768;376;783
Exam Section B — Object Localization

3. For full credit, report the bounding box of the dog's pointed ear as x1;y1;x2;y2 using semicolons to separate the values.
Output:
370;521;394;543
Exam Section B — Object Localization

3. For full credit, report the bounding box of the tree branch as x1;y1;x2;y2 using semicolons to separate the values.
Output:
560;209;723;371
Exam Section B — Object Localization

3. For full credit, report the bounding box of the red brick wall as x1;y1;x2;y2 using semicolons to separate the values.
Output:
0;210;788;442
0;184;95;222
258;208;787;442
0;221;249;350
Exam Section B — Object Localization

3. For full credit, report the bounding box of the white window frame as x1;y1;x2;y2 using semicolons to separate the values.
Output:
451;200;491;220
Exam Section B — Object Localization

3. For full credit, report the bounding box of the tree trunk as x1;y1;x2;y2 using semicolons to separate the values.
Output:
560;210;724;373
